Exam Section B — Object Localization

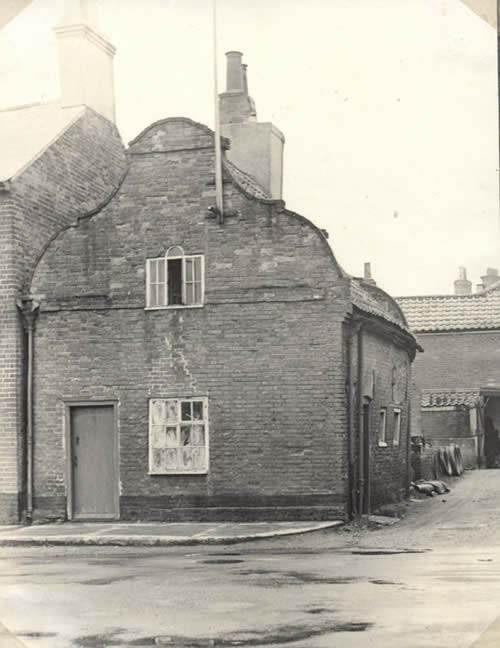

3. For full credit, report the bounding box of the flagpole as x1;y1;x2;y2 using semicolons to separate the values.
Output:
213;0;224;223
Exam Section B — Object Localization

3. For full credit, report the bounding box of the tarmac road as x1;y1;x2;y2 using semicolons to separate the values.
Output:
1;469;500;648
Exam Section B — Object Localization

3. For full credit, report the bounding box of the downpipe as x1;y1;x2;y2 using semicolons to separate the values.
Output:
17;297;39;524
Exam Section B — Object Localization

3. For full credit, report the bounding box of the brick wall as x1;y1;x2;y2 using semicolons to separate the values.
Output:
413;331;500;390
362;329;410;510
0;108;125;522
31;118;353;521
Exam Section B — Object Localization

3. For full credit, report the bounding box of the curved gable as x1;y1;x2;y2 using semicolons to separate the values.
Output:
129;117;219;155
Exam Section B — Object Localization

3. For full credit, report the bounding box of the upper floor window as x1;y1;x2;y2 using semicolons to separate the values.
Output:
146;246;204;308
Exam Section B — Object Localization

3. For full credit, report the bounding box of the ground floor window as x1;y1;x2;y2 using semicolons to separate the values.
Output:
149;397;209;474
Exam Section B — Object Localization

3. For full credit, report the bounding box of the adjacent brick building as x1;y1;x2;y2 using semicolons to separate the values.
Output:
24;48;420;523
0;4;126;522
398;268;500;470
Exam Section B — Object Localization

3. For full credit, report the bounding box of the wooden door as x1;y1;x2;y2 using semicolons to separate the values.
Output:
70;405;118;519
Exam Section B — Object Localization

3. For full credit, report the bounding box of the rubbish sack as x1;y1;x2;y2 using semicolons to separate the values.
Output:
412;481;436;496
425;480;450;494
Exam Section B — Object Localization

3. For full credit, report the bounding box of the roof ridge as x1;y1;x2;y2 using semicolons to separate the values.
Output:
0;98;60;113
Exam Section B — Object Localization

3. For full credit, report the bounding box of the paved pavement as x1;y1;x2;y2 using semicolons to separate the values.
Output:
0;520;342;546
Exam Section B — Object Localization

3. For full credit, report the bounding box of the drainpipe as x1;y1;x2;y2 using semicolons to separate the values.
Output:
406;364;412;497
16;297;39;524
346;323;356;518
357;323;365;517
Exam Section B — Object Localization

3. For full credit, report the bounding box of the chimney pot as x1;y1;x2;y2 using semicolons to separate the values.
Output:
481;268;499;288
225;51;245;93
363;262;376;285
454;266;472;295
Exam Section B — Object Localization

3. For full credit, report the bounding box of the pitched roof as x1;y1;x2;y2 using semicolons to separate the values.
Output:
421;389;480;408
397;282;500;332
0;100;85;182
223;158;271;200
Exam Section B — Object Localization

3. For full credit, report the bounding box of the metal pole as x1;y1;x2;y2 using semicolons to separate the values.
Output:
213;0;224;223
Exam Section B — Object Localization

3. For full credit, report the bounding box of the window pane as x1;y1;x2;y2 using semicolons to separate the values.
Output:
152;449;163;471
165;427;177;447
191;424;205;445
149;259;157;282
185;257;193;282
165;448;178;469
192;401;203;421
181;401;192;421
192;446;205;469
193;282;202;305
194;257;202;282
166;401;178;424
151;400;167;425
181;447;193;469
148;282;158;307
185;283;194;305
180;426;191;446
151;425;166;449
157;259;165;284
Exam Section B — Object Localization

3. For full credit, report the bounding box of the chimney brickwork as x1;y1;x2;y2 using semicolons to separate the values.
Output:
454;266;472;295
54;0;116;122
219;52;284;200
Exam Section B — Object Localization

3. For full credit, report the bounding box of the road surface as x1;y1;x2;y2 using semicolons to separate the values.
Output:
1;469;500;647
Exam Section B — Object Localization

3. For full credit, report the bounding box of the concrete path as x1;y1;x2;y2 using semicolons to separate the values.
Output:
0;520;342;546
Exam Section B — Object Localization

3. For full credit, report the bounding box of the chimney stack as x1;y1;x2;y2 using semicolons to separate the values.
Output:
454;266;472;295
481;268;499;289
219;52;284;199
363;262;376;285
54;0;116;122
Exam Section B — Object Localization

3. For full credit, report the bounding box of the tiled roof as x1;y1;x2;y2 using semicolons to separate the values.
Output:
223;159;271;200
0;101;85;182
397;282;500;332
421;389;480;408
350;279;411;333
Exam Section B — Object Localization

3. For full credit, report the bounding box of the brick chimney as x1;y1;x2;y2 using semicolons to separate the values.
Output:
54;0;116;122
481;267;499;289
454;266;472;295
219;52;284;199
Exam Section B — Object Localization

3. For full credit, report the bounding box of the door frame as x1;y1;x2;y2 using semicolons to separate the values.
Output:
64;400;119;521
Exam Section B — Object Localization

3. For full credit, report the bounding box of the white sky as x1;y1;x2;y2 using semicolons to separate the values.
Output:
0;0;498;296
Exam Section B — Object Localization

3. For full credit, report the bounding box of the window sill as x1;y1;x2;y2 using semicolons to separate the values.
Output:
145;304;204;311
378;441;388;448
149;470;208;476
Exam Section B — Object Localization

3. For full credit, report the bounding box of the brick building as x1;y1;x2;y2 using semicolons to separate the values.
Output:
398;268;500;470
0;4;126;522
20;42;420;523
